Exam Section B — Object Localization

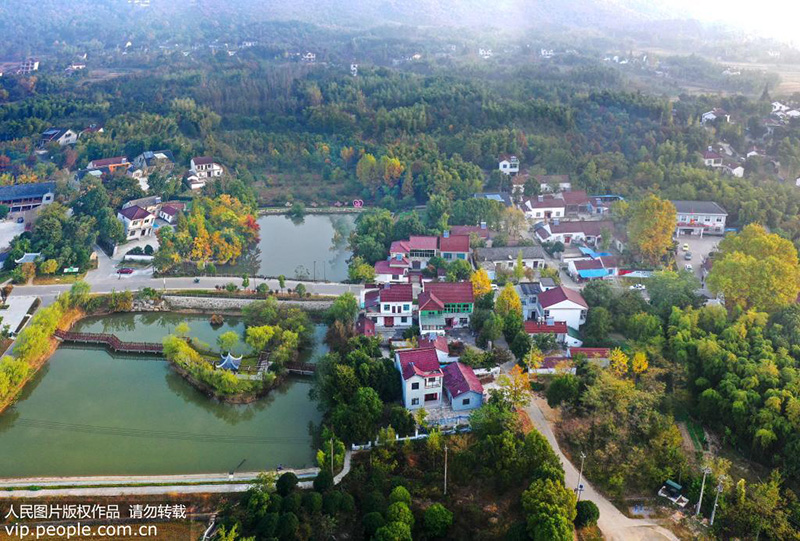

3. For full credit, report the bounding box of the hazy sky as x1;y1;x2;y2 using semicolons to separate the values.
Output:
666;0;800;44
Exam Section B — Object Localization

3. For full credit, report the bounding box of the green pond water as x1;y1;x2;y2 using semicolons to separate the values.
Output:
0;313;326;478
223;213;356;281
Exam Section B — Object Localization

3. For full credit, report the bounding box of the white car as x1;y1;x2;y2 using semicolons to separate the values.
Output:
685;264;693;271
490;284;499;291
629;283;646;291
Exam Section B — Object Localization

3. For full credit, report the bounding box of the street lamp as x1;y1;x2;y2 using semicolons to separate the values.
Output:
696;467;712;517
576;452;587;501
710;476;726;526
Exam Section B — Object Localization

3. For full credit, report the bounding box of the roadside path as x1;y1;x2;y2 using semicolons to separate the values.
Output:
523;396;679;541
0;452;353;498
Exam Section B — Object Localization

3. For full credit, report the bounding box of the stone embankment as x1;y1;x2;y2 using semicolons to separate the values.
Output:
161;295;334;311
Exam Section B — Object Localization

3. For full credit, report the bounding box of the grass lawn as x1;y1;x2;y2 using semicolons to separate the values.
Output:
32;272;87;285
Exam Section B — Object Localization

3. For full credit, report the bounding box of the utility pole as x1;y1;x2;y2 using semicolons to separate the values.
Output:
696;467;711;517
330;435;335;477
313;261;317;281
576;452;586;501
443;444;448;496
710;477;725;526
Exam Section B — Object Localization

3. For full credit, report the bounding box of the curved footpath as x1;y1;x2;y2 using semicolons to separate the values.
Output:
0;452;351;498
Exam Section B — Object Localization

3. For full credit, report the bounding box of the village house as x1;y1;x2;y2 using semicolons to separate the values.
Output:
0;182;55;214
38;128;78;148
442;362;484;411
498;154;520;175
87;156;130;174
190;157;224;181
374;255;411;284
418;282;475;335
516;279;557;320
701;147;723;168
419;335;452;363
535;220;617;247
117;205;155;240
565;249;620;281
355;314;376;337
672;200;728;236
522;194;565;221
389;235;438;270
723;160;745;178
525;320;569;345
123;196;161;214
474;192;514;207
438;231;470;261
157;202;186;224
363;283;414;330
128;150;176;192
449;223;492;241
395;348;443;409
475;246;546;280
533;285;588;330
531;355;576;375
536;175;572;193
701;108;730;124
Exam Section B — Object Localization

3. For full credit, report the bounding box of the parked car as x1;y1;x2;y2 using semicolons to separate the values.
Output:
684;264;693;271
684;252;692;260
490;284;499;291
16;217;23;224
117;268;134;275
629;283;646;291
682;243;689;252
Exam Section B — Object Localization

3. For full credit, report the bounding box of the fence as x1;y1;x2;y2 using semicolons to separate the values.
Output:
351;425;472;451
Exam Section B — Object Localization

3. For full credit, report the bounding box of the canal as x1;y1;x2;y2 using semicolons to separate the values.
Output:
0;313;326;478
222;213;356;281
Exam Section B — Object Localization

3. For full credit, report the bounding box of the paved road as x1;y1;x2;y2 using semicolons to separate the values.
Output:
523;397;679;541
0;453;353;498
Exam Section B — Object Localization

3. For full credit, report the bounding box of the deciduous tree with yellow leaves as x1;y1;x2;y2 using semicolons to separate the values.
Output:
609;348;629;376
470;268;493;298
707;224;800;312
495;283;522;317
627;195;676;266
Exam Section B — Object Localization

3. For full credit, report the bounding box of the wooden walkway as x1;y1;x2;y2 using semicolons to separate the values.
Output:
54;330;163;355
285;361;316;376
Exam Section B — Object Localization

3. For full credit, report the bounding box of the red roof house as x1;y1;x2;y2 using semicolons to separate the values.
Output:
396;348;443;380
442;362;483;398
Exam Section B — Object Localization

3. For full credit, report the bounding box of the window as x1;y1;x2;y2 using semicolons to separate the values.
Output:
544;310;550;317
443;253;452;260
383;304;390;312
462;398;470;405
580;310;587;319
411;382;419;390
392;274;399;280
457;253;466;260
411;398;419;405
401;317;407;323
403;304;410;311
536;212;542;218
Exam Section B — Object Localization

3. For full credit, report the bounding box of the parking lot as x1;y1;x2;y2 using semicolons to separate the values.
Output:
674;234;722;283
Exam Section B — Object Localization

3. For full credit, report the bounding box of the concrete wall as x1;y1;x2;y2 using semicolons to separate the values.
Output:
163;295;334;311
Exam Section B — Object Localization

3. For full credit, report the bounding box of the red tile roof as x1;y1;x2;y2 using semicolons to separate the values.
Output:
409;235;439;250
356;315;375;336
438;234;470;253
423;282;474;304
118;205;152;220
374;260;409;275
390;240;411;254
450;225;491;238
160;204;183;216
561;190;590;206
547;220;615;236
540;356;572;371
573;259;604;270
89;156;127;168
193;156;215;165
702;150;722;160
568;347;610;359
379;283;413;303
524;320;568;334
537;285;587;309
442;362;483;397
419;335;448;353
418;291;445;311
396;348;443;380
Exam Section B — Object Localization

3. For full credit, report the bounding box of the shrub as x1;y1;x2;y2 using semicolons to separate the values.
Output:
362;512;385;536
323;491;342;515
424;503;453;537
374;521;412;541
276;472;298;496
386;502;414;527
575;500;600;528
302;491;323;514
267;494;283;514
143;244;154;255
281;492;301;514
276;512;299;539
388;486;411;506
363;490;387;514
313;470;333;492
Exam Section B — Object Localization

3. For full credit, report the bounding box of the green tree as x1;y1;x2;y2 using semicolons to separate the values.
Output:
648;270;700;318
386;502;414;527
217;331;240;353
326;293;359;325
522;478;577;541
374;522;412;541
574;500;600;528
275;472;298;496
583;307;612;345
424;503;453;537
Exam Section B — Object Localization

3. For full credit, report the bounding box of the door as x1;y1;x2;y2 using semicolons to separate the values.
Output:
424;393;438;403
384;317;394;327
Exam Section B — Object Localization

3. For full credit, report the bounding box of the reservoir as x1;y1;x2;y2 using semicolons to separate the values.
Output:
0;313;325;478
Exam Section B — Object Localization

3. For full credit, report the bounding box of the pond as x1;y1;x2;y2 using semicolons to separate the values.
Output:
0;313;326;478
222;213;356;282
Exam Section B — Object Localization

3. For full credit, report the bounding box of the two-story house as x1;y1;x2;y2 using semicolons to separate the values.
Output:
38;128;78;148
390;236;439;270
438;232;470;261
129;150;176;192
0;182;55;214
117;205;155;239
672;200;728;237
522;194;565;221
418;282;475;335
396;348;443;410
516;279;557;320
534;285;588;331
364;283;414;329
701;148;723;168
476;246;546;280
498;154;520;175
188;157;224;189
374;254;412;283
88;156;130;175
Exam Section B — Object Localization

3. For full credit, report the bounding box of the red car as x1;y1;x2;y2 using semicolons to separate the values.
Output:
117;268;134;275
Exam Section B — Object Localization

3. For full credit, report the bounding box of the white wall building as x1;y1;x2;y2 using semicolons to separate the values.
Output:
396;348;444;410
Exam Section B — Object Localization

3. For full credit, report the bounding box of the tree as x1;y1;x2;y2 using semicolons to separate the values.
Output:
276;472;298;496
497;365;531;408
295;283;307;297
470;269;492;297
583;307;611;345
547;373;580;408
241;275;250;288
326;293;358;325
575;500;600;528
495;283;522;318
627;195;676;266
707;224;800;312
348;256;376;283
503;207;527;239
540;266;561;285
175;322;191;338
39;259;58;274
523;347;544;373
217;331;239;353
424;503;453;537
510;332;532;361
513;250;525;281
0;205;8;219
374;522;412;541
388;486;412;506
386;502;414;527
522;477;577;541
648;270;700;318
631;351;648;374
313;470;333;493
609;348;629;376
278;275;286;292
